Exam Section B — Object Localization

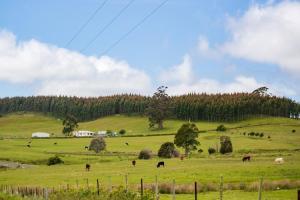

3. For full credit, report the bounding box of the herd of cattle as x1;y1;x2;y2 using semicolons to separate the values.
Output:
25;141;285;171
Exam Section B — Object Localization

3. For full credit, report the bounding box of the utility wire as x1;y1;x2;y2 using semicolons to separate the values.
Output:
101;0;169;55
81;0;136;52
65;0;110;48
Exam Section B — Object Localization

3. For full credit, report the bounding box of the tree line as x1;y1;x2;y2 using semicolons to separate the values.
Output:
0;93;299;122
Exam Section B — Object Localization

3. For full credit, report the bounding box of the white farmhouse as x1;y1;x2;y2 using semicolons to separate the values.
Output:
32;132;50;138
96;130;107;137
73;130;95;137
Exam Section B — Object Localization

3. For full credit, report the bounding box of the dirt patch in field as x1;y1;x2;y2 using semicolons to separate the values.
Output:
0;160;33;169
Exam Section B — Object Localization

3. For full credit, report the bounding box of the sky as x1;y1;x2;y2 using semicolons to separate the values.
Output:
0;0;299;101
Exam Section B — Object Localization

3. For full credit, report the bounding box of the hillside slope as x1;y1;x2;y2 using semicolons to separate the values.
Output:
0;112;299;138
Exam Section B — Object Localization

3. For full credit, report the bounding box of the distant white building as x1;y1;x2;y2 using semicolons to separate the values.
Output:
73;130;95;137
32;132;50;138
96;131;107;137
95;130;118;137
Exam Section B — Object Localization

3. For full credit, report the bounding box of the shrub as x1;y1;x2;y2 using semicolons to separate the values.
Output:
220;136;233;154
259;133;264;137
292;129;296;133
173;149;180;158
216;124;226;132
243;132;246;135
249;132;255;136
208;147;216;154
198;149;203;153
89;137;106;153
158;142;177;158
268;135;271;139
119;129;126;135
138;149;152;160
47;155;64;166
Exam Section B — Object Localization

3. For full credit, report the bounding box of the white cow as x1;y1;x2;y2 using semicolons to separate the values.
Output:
274;157;284;164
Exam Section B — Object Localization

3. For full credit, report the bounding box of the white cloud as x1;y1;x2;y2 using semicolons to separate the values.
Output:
0;29;151;96
197;36;219;58
160;54;295;97
159;54;193;84
222;1;300;76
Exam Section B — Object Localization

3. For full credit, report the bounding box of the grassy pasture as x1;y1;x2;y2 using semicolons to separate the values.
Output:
1;113;300;137
0;113;299;199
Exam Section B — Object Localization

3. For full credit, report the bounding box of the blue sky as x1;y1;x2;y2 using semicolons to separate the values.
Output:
0;0;299;101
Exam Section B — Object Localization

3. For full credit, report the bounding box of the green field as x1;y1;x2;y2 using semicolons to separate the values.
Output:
0;113;300;199
1;112;300;138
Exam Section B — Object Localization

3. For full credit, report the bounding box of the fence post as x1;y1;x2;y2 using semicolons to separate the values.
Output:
172;179;175;200
258;177;263;200
141;178;144;198
194;182;197;200
220;176;223;200
155;175;159;200
45;188;48;200
97;179;100;195
109;176;112;193
86;178;89;190
125;174;128;192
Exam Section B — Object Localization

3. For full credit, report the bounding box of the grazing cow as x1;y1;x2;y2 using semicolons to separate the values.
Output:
27;144;31;148
54;142;57;145
242;155;251;162
85;163;91;171
157;161;165;168
132;160;136;167
125;142;129;146
275;157;284;164
180;155;184;161
85;146;89;150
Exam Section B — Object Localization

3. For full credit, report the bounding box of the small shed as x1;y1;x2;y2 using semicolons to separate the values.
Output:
73;130;95;137
32;132;50;138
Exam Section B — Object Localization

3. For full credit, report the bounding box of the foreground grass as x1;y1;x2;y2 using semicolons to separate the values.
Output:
0;189;297;200
160;189;298;200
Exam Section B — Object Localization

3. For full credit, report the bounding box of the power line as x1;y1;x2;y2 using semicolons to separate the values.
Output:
81;0;136;52
101;0;169;55
65;0;110;48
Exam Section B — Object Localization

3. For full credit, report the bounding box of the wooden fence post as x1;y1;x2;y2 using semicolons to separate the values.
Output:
76;179;79;189
194;182;198;200
125;174;128;192
140;178;144;198
258;177;263;200
86;178;89;190
172;179;175;200
97;179;100;195
109;176;112;193
220;176;223;200
155;175;159;200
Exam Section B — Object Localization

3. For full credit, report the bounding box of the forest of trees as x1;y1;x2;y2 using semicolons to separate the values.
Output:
0;93;299;122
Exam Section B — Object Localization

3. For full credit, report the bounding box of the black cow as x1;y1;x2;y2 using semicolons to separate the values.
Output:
242;155;251;162
132;160;136;167
85;146;89;150
27;144;31;148
157;161;165;168
125;142;129;146
86;164;91;171
54;142;57;145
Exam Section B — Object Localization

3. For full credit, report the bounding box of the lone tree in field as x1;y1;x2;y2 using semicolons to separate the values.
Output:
62;114;78;136
174;122;200;156
219;136;233;154
89;137;106;153
158;142;177;158
146;86;171;129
